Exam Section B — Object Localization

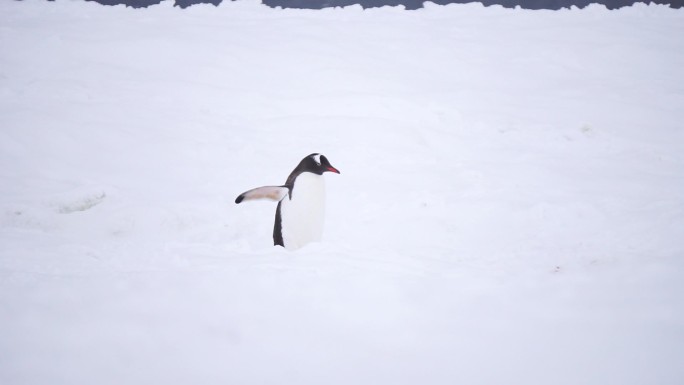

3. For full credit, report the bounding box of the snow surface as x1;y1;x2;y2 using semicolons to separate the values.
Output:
1;1;684;384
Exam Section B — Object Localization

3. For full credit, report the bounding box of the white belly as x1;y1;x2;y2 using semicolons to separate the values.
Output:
280;173;326;250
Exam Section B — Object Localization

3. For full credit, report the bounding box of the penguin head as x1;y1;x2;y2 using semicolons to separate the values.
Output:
302;153;340;175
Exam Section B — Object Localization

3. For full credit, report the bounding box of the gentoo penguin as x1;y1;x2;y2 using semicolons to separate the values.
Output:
235;153;340;250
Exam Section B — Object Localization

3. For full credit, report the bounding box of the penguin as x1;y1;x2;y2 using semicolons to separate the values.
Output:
235;153;340;250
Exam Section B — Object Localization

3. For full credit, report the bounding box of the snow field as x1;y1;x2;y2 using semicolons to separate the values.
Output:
1;1;683;384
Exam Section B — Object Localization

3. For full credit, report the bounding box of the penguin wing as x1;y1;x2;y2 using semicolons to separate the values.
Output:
235;186;289;204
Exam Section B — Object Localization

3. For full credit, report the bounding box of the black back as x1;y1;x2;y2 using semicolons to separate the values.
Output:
274;201;285;247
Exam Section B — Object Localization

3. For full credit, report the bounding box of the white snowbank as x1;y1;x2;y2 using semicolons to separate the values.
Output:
1;1;683;384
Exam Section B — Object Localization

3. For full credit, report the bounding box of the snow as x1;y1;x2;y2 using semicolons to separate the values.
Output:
1;1;684;384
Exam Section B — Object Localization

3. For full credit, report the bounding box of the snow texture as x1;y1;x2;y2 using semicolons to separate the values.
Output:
1;1;683;384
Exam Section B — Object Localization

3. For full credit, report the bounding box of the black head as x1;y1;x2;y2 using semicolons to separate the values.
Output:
300;153;340;175
286;153;340;185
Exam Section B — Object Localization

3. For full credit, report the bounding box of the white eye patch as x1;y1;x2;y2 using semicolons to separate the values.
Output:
312;154;322;165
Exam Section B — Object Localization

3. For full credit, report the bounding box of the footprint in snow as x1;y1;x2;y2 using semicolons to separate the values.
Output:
56;191;106;214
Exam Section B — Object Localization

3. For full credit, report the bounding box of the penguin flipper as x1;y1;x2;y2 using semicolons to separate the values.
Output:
235;186;288;204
